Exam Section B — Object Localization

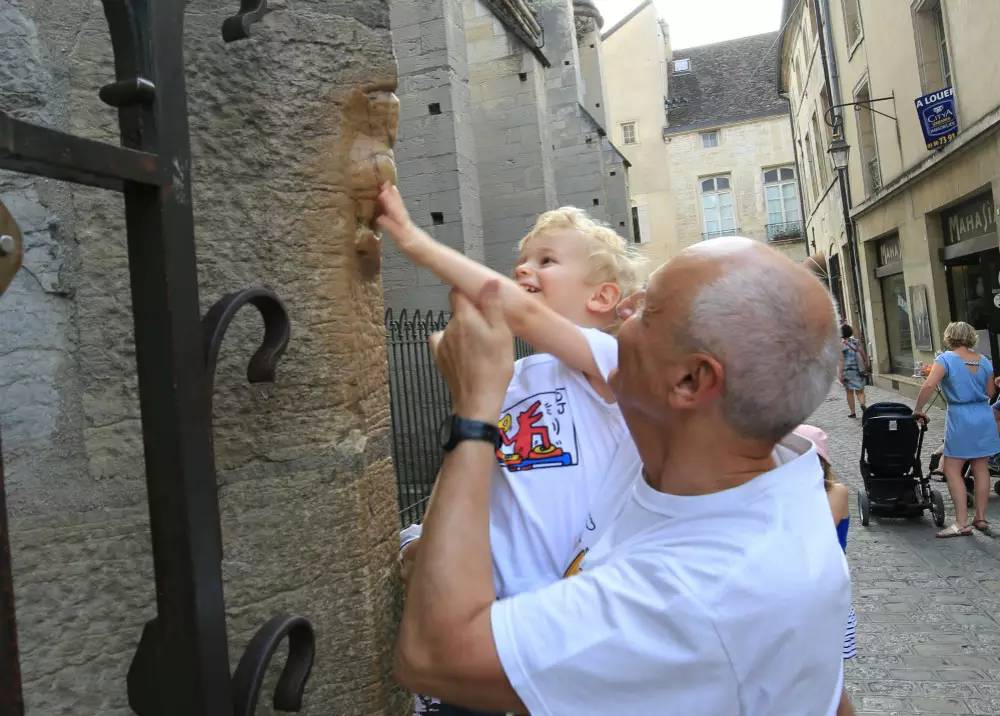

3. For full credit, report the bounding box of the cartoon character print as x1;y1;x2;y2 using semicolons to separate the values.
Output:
496;389;578;471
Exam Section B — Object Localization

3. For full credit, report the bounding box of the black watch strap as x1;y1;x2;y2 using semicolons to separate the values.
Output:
441;415;501;452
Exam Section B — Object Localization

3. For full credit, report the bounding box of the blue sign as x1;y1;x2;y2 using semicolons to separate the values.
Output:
914;87;958;150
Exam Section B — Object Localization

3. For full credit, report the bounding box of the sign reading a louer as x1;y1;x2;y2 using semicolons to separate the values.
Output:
914;87;958;150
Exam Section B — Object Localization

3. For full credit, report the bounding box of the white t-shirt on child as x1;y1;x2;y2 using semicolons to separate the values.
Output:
490;433;851;716
489;327;629;597
399;327;631;597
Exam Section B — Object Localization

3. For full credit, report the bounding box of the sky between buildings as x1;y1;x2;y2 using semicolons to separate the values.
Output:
594;0;783;50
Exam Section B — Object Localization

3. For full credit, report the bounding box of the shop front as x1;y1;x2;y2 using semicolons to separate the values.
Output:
875;234;915;376
940;191;1000;365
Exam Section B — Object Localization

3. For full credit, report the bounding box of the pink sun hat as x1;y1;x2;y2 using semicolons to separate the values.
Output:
793;424;829;463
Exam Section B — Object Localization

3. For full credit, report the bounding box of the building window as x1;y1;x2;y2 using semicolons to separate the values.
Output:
842;0;863;49
854;80;881;196
701;130;719;148
621;121;637;145
763;167;801;241
673;58;691;73
631;205;650;244
700;175;736;240
913;0;952;92
804;130;820;200
811;111;830;187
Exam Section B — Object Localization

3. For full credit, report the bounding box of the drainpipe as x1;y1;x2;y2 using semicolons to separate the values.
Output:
814;0;868;343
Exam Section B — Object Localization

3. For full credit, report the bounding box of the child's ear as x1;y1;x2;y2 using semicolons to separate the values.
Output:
587;282;622;315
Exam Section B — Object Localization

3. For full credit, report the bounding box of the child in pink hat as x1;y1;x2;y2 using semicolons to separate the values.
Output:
794;424;856;716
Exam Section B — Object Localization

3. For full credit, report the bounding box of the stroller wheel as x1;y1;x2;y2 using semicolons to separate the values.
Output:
858;491;871;527
931;489;946;528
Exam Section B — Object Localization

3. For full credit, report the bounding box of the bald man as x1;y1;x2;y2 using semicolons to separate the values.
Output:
396;239;851;715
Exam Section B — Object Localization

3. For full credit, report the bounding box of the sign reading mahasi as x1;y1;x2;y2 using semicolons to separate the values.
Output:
914;87;958;150
942;193;996;246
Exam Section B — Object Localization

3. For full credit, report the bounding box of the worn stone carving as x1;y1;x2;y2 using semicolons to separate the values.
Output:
340;82;399;280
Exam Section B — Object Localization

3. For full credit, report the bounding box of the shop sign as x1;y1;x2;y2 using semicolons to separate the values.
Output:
942;193;996;246
877;235;901;266
914;87;958;150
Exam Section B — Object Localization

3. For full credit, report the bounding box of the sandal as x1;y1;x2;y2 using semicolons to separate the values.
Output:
847;413;857;419
973;520;992;535
936;524;973;538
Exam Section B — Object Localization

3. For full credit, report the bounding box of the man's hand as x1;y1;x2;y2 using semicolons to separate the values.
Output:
434;282;514;423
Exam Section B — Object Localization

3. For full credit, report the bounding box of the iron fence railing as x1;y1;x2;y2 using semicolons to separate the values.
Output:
766;220;803;242
386;308;533;526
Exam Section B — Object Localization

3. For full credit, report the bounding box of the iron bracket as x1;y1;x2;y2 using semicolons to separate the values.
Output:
232;614;315;715
222;0;269;43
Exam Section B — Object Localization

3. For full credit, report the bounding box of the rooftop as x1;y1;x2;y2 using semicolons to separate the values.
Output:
665;31;788;135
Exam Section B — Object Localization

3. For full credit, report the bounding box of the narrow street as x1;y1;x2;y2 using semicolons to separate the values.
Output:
809;385;1000;715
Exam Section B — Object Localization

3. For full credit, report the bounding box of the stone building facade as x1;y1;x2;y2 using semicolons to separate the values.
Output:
780;0;1000;398
602;1;670;262
605;9;807;266
778;0;860;333
384;0;633;312
0;2;405;714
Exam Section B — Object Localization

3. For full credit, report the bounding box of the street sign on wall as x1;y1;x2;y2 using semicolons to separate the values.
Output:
914;87;958;150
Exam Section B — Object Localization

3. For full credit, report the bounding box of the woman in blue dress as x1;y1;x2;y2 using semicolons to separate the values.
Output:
914;321;1000;537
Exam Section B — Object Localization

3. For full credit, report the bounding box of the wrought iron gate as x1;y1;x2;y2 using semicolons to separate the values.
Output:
0;2;315;714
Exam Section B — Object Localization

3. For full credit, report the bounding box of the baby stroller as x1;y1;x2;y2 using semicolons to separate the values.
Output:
858;402;945;527
928;447;1000;503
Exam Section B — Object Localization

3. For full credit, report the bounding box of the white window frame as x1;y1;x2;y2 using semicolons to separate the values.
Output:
672;58;691;73
701;130;720;148
912;0;953;92
762;166;801;229
621;121;638;145
699;175;736;239
842;0;864;55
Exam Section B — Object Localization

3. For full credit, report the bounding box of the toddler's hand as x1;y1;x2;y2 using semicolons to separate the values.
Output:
376;183;418;248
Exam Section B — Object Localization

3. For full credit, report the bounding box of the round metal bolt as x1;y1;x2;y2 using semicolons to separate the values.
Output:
0;235;14;257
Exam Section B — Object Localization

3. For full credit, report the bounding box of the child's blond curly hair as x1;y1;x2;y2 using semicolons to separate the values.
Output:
518;206;644;297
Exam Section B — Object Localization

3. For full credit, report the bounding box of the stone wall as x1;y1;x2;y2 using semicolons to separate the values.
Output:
465;0;557;276
0;1;406;714
384;0;632;305
385;0;485;312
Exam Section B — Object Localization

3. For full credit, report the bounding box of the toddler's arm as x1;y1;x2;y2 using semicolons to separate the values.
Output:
377;184;605;384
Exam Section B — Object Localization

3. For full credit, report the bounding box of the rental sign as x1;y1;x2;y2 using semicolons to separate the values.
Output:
914;87;958;150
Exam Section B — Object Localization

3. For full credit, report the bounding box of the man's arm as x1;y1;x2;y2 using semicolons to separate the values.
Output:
376;184;603;383
394;283;525;712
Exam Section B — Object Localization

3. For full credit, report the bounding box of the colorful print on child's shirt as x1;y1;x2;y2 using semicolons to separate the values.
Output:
496;389;578;471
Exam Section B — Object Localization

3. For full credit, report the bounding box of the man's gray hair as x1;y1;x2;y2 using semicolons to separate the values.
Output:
686;262;840;442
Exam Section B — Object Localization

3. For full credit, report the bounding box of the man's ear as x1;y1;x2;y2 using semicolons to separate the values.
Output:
667;353;725;409
587;281;622;316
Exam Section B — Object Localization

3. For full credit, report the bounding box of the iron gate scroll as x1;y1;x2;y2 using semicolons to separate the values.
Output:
0;2;317;714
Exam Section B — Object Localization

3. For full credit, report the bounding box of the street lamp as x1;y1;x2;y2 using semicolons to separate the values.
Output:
828;136;850;172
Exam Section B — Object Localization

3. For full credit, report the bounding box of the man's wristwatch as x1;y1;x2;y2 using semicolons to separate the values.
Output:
439;414;501;452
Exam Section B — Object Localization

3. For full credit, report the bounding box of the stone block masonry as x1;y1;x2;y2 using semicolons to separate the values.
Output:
386;0;485;313
0;2;408;714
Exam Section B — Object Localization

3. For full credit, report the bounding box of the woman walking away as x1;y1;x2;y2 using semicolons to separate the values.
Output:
914;321;1000;537
793;424;856;716
840;324;869;418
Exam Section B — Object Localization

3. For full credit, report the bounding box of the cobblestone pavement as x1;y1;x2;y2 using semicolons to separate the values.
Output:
808;384;1000;716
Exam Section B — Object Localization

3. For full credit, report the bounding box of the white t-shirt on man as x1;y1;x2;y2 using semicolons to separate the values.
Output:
400;327;630;598
490;433;851;716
